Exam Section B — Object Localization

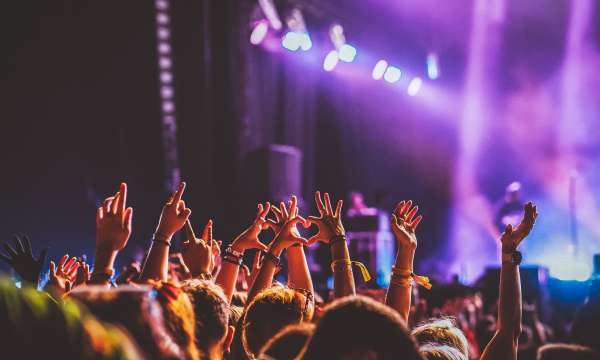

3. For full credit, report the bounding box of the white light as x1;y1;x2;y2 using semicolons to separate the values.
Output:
338;44;356;62
407;77;423;96
299;33;312;51
160;71;173;83
383;66;401;83
156;13;169;25
282;32;301;51
158;43;171;54
250;21;269;45
323;50;339;72
162;101;175;113
157;27;170;40
372;60;388;80
427;53;440;79
159;57;172;69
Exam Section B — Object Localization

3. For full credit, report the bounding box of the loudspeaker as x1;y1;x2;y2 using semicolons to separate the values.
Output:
245;144;303;204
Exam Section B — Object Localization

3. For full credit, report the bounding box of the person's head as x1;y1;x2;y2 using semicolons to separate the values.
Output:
69;284;183;359
419;343;467;360
154;281;199;360
300;295;422;360
0;278;141;359
182;279;234;359
412;318;469;358
259;323;315;360
537;343;600;360
571;296;600;350
242;286;313;359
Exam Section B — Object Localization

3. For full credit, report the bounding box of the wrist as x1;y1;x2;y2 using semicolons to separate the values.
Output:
93;248;118;274
230;241;246;254
155;225;175;239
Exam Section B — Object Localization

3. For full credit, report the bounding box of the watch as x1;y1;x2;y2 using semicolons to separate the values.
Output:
502;250;522;265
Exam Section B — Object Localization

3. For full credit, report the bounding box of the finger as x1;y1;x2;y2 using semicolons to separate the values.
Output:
280;202;289;219
116;182;127;215
22;235;33;256
2;242;17;258
172;182;186;204
264;219;279;231
286;217;306;229
110;192;120;215
180;208;192;221
296;215;309;228
177;200;186;213
37;248;49;265
394;201;405;217
184;220;196;243
307;235;320;246
210;239;220;255
260;202;271;219
252;251;262;270
58;254;69;269
68;261;81;278
307;216;321;225
202;220;213;241
271;206;282;222
288;196;297;218
13;236;25;254
324;193;333;216
50;261;57;276
96;207;104;224
315;191;325;215
391;214;399;228
241;264;251;277
255;240;269;251
410;215;423;230
64;257;78;273
103;196;114;214
123;207;133;230
401;200;413;217
406;205;419;223
334;200;343;219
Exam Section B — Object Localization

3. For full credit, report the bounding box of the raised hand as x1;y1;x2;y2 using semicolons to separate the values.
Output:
96;182;133;252
155;182;192;238
391;200;423;250
0;235;48;285
307;191;344;245
48;255;80;293
74;261;90;287
269;196;308;253
230;203;271;253
182;219;220;277
501;202;538;253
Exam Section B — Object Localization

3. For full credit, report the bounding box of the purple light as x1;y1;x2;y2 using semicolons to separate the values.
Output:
383;66;401;83
323;50;339;72
159;57;172;69
161;86;174;99
158;42;171;54
157;27;170;40
155;0;168;10
282;32;301;51
372;60;388;80
338;44;356;62
156;13;169;25
250;21;269;45
299;33;312;51
407;77;423;96
162;101;175;113
160;71;173;83
427;53;440;79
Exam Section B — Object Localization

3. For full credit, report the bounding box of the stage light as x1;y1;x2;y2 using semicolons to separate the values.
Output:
549;261;592;281
161;86;174;99
329;23;346;50
407;77;423;96
323;50;339;72
299;33;312;51
159;57;172;69
250;21;269;45
282;32;301;51
427;53;440;79
158;42;171;55
156;13;169;25
372;60;388;80
383;66;401;83
160;71;173;83
258;0;282;30
155;0;168;10
338;44;356;62
162;101;175;113
157;27;170;40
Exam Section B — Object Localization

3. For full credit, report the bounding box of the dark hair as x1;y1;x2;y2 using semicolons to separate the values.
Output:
69;284;183;359
537;343;600;360
259;323;315;360
300;295;422;360
242;286;312;358
182;279;230;353
571;297;600;350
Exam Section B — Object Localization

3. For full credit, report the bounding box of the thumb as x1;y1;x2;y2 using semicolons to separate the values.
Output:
255;241;269;251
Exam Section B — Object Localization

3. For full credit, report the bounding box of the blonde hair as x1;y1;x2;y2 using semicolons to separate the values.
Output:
412;318;469;357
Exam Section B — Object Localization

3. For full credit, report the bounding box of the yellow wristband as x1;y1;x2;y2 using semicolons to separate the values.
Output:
331;259;371;282
391;266;432;289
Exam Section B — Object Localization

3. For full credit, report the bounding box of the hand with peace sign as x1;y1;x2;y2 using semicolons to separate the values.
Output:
306;191;345;245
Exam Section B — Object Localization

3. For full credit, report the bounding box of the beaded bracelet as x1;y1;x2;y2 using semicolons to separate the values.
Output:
262;251;281;266
329;235;347;247
223;255;243;266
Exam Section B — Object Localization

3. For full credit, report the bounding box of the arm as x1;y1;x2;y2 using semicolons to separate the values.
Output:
385;200;423;323
481;202;537;360
307;191;354;298
90;183;133;285
247;196;307;303
140;182;191;282
215;203;270;303
181;219;218;279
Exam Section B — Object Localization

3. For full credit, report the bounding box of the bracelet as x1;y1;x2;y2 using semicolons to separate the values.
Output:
153;232;172;246
331;259;371;282
329;235;347;246
262;251;281;266
391;266;432;289
90;269;114;282
223;255;243;266
225;245;243;258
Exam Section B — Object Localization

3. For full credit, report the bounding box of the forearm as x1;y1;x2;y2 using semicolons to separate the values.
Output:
385;246;415;323
287;245;314;294
247;246;282;304
139;240;170;282
330;241;355;298
215;261;241;303
90;247;118;285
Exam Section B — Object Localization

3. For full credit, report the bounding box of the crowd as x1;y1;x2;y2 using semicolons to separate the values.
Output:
1;182;599;359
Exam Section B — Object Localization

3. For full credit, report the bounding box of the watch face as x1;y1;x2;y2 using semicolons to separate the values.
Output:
512;251;523;264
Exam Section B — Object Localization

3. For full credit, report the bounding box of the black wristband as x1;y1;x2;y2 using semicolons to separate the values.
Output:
329;235;347;246
223;255;243;266
153;233;171;247
262;251;281;266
